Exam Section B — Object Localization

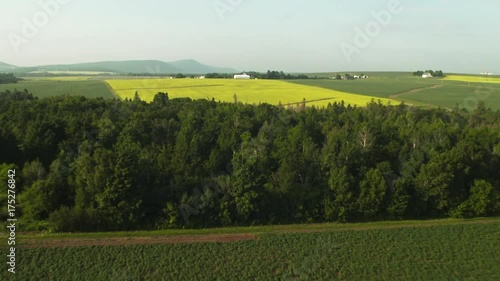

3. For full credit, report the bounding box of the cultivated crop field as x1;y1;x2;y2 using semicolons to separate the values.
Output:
0;79;115;99
105;78;399;107
292;73;500;110
6;219;500;280
443;75;500;84
397;83;500;110
4;73;500;110
290;77;428;98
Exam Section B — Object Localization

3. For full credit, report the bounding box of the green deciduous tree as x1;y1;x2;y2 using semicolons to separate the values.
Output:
357;168;387;219
325;166;356;222
454;180;500;217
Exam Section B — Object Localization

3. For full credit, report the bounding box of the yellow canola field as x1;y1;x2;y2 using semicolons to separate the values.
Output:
105;78;399;107
443;75;500;84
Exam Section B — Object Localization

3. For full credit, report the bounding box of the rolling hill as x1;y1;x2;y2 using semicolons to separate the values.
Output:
170;59;238;74
0;62;17;72
0;60;239;75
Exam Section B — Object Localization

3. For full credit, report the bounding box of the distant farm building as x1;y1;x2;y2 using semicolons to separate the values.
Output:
234;73;251;79
334;74;368;80
422;72;433;78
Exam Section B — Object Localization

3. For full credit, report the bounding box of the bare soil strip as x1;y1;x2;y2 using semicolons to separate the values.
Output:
390;84;443;99
17;218;499;249
286;97;337;106
20;233;257;249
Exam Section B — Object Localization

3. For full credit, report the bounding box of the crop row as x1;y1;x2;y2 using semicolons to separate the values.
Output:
3;223;499;280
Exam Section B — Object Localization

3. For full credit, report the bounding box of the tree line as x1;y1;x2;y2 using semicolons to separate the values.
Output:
0;89;499;232
206;71;311;79
413;70;445;77
334;73;367;80
249;71;310;80
0;73;20;84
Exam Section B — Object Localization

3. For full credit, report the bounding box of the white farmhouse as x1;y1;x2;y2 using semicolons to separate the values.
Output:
422;72;433;78
234;73;251;79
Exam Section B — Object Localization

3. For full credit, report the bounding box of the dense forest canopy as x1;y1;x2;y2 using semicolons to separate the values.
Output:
0;90;499;232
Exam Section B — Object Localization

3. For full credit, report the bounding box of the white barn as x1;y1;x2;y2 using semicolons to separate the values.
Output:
422;72;433;78
234;73;250;79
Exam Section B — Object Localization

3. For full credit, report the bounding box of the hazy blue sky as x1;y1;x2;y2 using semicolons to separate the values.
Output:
1;0;499;73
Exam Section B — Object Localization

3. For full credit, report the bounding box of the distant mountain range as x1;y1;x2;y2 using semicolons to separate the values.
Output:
0;62;18;72
0;59;239;75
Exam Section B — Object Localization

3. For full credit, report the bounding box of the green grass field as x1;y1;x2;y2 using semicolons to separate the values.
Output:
12;218;490;240
105;78;399;107
0;79;115;99
291;73;500;110
398;83;500;110
288;77;427;98
5;218;499;280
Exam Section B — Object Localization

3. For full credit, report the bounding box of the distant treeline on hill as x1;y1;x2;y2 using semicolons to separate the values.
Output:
126;71;317;79
206;71;311;79
1;89;499;232
413;70;445;77
127;73;198;78
0;73;20;84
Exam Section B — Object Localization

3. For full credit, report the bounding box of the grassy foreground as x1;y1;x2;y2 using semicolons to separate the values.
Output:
2;218;499;280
